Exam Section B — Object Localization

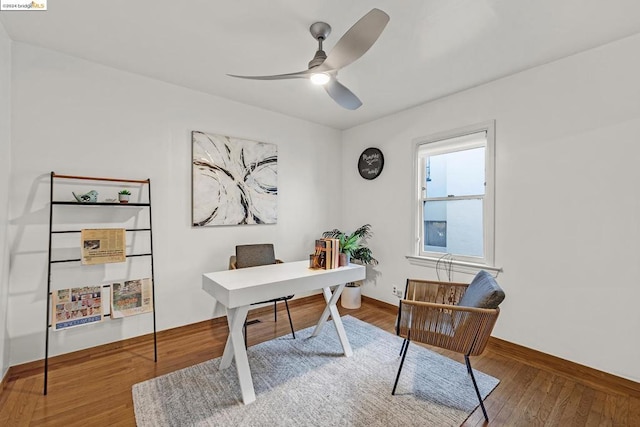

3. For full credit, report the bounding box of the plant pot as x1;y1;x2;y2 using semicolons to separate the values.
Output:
338;253;350;267
118;194;130;203
341;284;361;309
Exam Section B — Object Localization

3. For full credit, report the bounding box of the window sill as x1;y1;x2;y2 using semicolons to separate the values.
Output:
406;255;502;275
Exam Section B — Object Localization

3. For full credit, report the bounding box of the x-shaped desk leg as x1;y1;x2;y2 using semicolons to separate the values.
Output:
219;305;255;404
311;283;353;357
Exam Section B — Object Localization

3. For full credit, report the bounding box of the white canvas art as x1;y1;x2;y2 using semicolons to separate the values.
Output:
192;131;277;226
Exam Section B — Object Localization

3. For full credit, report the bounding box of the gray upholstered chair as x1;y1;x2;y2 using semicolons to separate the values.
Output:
229;244;295;345
392;270;505;422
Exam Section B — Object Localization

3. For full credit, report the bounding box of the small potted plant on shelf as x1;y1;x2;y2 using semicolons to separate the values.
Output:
322;224;378;309
118;189;131;203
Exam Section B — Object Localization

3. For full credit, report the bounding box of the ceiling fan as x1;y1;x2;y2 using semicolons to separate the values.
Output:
228;8;390;110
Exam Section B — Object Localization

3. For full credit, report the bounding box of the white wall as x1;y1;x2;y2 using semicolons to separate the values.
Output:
6;30;640;385
342;34;640;382
0;20;12;380
8;42;342;365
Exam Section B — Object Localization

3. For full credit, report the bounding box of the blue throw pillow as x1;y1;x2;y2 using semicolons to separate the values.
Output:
457;270;505;309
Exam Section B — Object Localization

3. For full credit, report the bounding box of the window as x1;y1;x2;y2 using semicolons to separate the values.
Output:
413;121;495;267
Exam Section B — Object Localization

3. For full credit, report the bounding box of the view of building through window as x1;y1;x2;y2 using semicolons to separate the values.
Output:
423;145;485;256
425;220;447;247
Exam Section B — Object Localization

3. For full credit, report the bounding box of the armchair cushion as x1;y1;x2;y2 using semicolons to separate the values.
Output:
457;270;505;309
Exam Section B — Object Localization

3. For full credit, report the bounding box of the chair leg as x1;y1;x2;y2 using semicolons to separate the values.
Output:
465;355;489;422
284;299;295;339
392;340;410;395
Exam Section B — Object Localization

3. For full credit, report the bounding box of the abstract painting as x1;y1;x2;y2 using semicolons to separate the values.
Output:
192;131;277;226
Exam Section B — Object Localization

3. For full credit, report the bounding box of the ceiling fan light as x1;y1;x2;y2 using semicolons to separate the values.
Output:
310;72;330;85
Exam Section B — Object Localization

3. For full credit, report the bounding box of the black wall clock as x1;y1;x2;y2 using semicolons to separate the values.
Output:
358;147;384;180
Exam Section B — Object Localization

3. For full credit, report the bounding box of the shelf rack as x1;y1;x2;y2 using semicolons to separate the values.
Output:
44;172;157;395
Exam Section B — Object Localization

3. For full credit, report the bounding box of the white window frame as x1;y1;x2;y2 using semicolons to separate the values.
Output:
408;121;499;273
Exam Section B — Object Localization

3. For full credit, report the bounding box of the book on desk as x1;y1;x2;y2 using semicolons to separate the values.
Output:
313;238;340;269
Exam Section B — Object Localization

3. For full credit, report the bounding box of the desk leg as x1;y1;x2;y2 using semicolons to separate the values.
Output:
311;283;353;357
220;305;255;404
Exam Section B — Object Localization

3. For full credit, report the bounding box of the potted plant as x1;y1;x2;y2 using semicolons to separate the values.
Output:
322;223;378;266
322;224;378;309
118;189;131;203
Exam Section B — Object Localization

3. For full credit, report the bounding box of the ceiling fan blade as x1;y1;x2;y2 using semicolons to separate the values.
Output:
227;69;312;80
324;79;362;110
318;8;389;72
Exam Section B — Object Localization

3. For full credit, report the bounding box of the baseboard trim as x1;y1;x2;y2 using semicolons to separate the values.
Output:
488;337;640;398
361;295;398;313
6;294;325;380
1;368;9;393
362;295;640;398
5;294;639;399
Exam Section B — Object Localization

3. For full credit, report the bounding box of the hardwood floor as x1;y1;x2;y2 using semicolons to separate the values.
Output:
1;295;638;426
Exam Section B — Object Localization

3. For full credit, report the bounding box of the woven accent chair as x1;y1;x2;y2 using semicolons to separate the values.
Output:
392;270;505;422
229;244;295;346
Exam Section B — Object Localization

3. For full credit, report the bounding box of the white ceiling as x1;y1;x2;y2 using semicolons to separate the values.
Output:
2;0;640;130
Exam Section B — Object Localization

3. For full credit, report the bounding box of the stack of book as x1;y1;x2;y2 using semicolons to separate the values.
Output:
314;238;340;269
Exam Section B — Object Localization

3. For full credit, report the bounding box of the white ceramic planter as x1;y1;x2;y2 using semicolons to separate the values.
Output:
341;285;361;309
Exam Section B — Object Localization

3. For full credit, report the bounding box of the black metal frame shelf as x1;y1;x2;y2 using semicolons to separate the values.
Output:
50;253;153;264
44;171;158;395
51;228;151;234
52;201;151;206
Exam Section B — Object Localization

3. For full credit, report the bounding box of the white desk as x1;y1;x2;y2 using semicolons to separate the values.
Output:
202;260;366;404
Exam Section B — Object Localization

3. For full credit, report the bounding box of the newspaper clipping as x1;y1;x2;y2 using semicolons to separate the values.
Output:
53;286;104;330
81;228;126;265
111;278;153;318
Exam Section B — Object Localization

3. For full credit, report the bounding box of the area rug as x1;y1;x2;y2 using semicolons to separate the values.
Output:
133;316;499;426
